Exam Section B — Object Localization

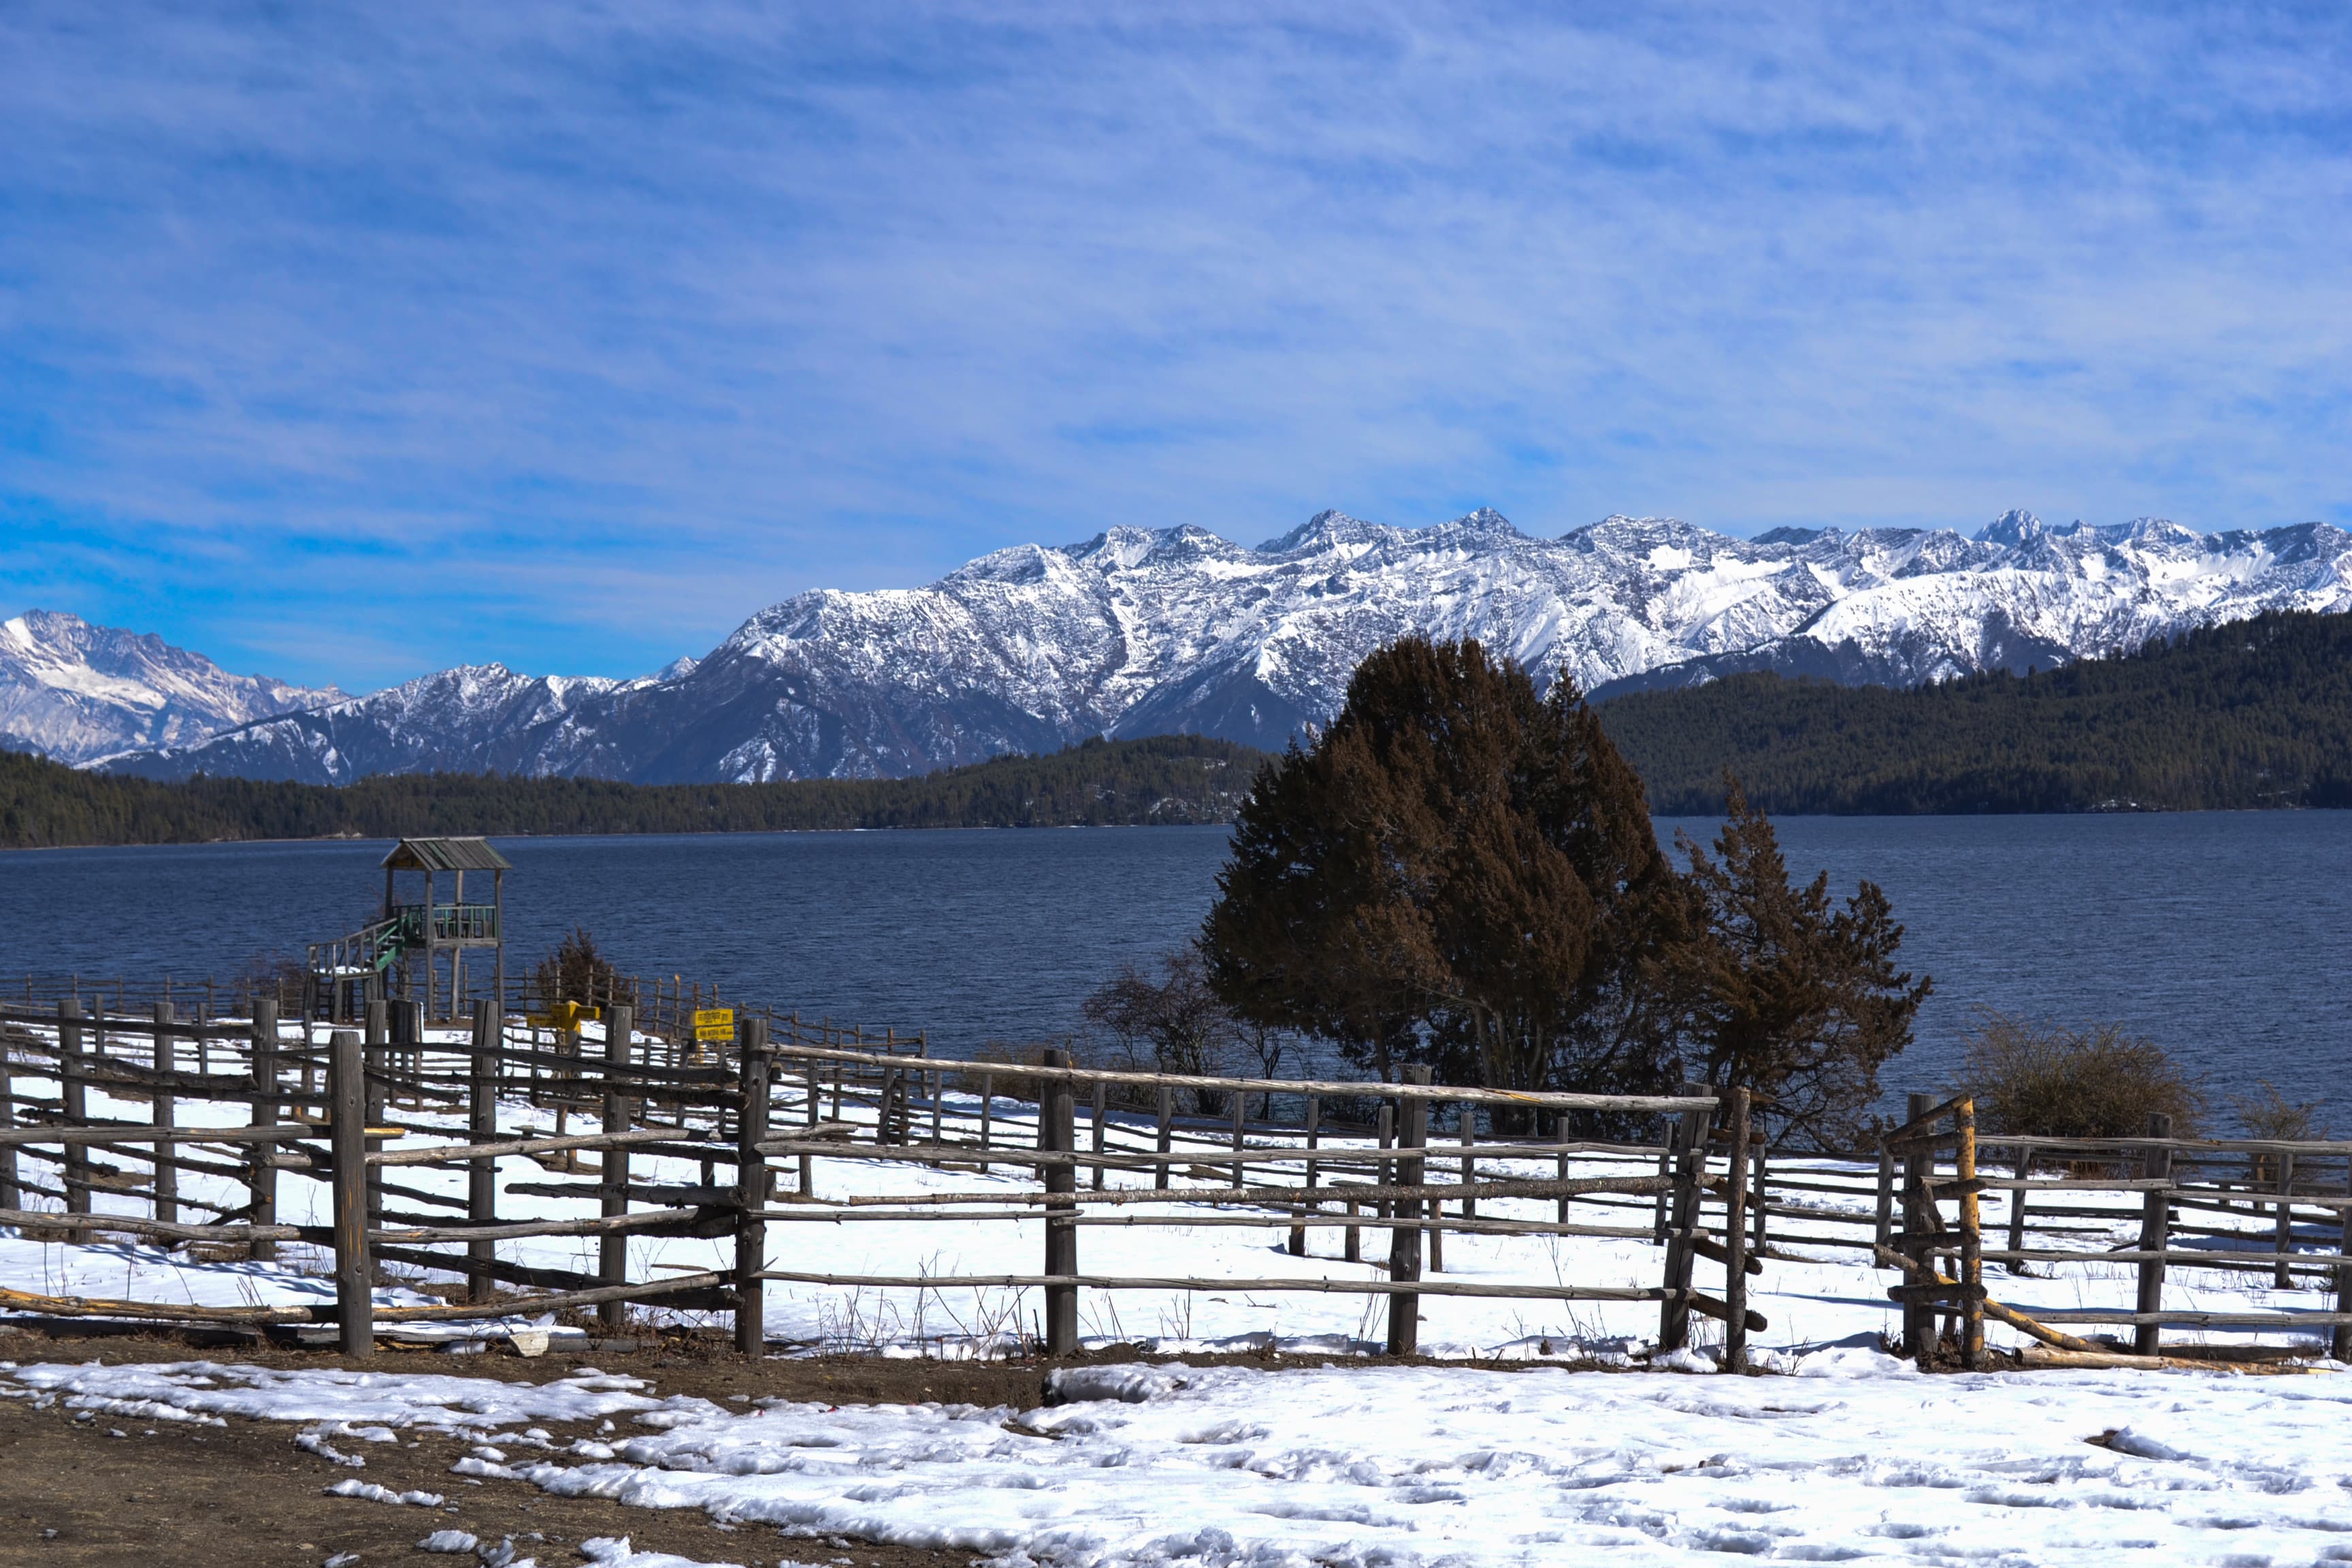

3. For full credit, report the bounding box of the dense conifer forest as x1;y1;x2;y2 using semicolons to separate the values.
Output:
0;734;1269;849
1600;609;2352;815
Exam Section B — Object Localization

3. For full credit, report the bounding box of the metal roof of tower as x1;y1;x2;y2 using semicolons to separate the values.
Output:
380;837;512;872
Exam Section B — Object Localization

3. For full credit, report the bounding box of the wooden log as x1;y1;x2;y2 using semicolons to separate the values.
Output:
1042;1047;1078;1356
0;1207;303;1243
368;1126;687;1168
735;1017;770;1357
2136;1113;2174;1356
1687;1289;1768;1333
1881;1094;1972;1147
766;1041;1716;1113
758;1268;1675;1303
1872;1242;2103;1353
1386;1069;1429;1356
376;1269;733;1324
330;1028;372;1355
1723;1086;1752;1371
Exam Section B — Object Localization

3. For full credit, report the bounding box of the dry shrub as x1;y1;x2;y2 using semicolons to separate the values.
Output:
2231;1081;2328;1186
1961;1009;2206;1141
2232;1081;2327;1142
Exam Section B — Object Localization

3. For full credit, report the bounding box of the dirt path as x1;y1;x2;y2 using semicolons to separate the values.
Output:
0;1332;1052;1567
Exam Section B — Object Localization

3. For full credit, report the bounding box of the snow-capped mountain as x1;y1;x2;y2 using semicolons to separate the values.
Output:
94;508;2352;785
0;610;344;765
97;663;641;783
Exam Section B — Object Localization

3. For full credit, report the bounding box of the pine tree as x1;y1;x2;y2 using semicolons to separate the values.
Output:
1658;780;1931;1149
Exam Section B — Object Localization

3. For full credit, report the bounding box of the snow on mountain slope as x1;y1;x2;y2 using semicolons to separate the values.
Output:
97;663;632;783
93;508;2352;784
0;610;344;764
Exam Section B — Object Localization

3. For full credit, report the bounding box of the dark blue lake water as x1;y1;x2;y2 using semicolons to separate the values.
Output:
4;816;2346;1127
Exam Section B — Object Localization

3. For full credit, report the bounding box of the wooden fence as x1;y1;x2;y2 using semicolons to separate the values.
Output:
1728;1092;2352;1369
0;996;1767;1365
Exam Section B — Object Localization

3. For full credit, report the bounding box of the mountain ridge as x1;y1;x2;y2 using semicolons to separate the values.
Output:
48;505;2352;785
0;610;345;764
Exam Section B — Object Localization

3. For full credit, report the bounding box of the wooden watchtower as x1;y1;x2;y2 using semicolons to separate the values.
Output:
380;836;510;1022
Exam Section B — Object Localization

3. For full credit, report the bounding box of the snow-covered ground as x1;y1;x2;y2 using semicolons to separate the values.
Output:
8;1352;2352;1566
10;1028;2352;1563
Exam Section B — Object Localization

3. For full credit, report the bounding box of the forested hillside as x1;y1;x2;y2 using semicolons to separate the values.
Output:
1601;609;2352;815
0;734;1269;849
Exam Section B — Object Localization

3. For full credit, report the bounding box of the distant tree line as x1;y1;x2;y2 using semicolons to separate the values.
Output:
0;734;1270;849
1599;609;2352;815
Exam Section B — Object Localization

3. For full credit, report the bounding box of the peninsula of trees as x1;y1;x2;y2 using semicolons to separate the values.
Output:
0;734;1267;849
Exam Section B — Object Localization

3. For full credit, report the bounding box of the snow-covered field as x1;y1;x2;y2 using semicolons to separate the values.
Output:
10;1030;2352;1563
9;1352;2352;1566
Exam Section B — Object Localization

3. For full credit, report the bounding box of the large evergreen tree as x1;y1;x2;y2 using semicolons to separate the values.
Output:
1200;636;1681;1095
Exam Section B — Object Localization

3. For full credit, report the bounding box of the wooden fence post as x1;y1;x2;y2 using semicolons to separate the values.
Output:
1899;1091;1933;1363
1090;1081;1107;1193
2274;1150;2297;1292
2333;1154;2352;1363
468;1000;497;1303
1874;1140;1896;1252
2006;1141;2029;1271
363;1000;388;1231
1955;1097;1983;1370
1154;1086;1173;1191
1042;1048;1079;1356
331;1028;372;1356
59;999;88;1215
150;1000;178;1226
246;999;279;1261
1229;1092;1245;1190
978;1072;993;1173
1556;1111;1573;1226
1657;1085;1710;1353
1750;1130;1768;1255
1290;1095;1318;1257
2135;1112;2174;1358
1723;1087;1751;1373
735;1016;770;1358
1386;1068;1430;1357
0;996;14;1210
601;1004;636;1333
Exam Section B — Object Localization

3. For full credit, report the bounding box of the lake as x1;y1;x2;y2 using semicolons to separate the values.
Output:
3;815;2345;1127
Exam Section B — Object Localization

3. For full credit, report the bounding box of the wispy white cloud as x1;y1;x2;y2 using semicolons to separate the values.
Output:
1;1;2347;685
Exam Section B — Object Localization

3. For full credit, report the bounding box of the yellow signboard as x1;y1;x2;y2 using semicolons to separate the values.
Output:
693;1007;735;1043
527;1002;600;1032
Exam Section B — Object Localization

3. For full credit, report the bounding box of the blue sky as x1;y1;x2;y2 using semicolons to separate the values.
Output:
3;3;2347;689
